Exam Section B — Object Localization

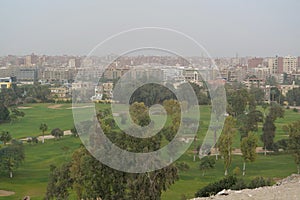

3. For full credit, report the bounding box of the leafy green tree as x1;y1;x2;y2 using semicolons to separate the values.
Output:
199;156;215;176
286;88;300;106
238;110;263;139
0;103;10;123
45;163;73;200
9;108;25;124
268;103;285;121
218;116;237;176
261;115;276;155
227;88;248;117
241;132;258;176
284;120;300;174
39;123;48;143
249;86;265;105
0;131;12;145
0;143;25;178
261;102;269;117
129;102;151;127
67;146;178;200
129;83;175;106
51;128;64;139
266;76;277;86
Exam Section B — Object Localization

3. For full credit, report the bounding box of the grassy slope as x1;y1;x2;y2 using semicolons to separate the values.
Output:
162;152;295;200
0;103;299;199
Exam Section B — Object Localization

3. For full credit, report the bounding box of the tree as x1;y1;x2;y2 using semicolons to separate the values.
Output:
284;120;300;174
238;110;263;139
227;88;249;117
286;88;300;106
0;103;10;123
199;156;215;176
71;126;78;137
261;103;269;117
51;128;64;139
268;103;284;121
53;146;178;200
0;143;25;178
39;123;48;143
241;132;258;176
218;116;236;176
9;108;25;124
0;131;12;145
129;102;151;127
249;86;265;105
45;163;73;200
261;115;276;155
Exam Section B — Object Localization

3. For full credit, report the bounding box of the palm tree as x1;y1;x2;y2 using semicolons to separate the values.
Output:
39;123;48;143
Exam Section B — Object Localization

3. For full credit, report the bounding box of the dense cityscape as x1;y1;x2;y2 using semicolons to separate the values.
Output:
1;54;300;104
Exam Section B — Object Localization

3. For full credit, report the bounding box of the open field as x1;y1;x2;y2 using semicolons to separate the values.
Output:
0;103;299;199
0;104;74;139
0;136;82;200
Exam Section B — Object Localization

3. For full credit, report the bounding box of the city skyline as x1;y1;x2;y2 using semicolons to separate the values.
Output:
0;0;300;57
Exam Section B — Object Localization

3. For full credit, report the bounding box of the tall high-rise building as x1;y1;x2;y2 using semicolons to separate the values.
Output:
283;55;297;74
268;56;283;74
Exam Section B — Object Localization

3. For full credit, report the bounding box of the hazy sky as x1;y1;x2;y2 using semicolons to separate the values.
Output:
0;0;299;57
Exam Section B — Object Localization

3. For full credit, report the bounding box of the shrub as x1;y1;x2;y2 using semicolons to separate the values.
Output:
230;178;247;190
176;162;190;171
275;139;289;151
293;108;298;112
195;176;237;197
24;97;37;103
248;177;271;189
232;166;241;176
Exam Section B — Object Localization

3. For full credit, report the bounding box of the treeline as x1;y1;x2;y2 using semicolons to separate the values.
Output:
0;84;51;123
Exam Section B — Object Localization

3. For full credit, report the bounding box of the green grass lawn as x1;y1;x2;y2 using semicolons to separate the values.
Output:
0;103;74;139
162;152;296;200
0;136;82;200
0;103;299;199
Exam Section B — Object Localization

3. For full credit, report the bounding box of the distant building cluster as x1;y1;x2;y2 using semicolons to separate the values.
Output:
0;53;300;103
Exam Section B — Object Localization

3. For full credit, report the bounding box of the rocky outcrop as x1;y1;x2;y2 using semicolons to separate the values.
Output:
192;174;300;200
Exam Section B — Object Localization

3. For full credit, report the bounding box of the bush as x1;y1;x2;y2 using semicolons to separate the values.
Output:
275;139;289;151
24;97;37;103
248;177;271;189
195;176;237;197
176;162;190;171
293;108;298;112
230;178;247;190
232;166;241;176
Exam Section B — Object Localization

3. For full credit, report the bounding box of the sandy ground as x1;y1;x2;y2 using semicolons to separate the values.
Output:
0;190;15;197
192;174;300;200
66;105;94;109
47;104;63;109
17;106;32;109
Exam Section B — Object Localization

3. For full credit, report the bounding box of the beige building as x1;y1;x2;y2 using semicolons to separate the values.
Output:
50;86;71;100
283;55;297;74
279;82;299;96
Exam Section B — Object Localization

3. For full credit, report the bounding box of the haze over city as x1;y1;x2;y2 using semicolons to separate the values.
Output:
1;0;300;57
2;1;300;200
